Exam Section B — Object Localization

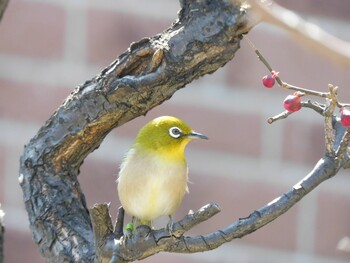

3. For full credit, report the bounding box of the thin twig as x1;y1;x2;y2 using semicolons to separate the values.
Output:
267;110;292;124
244;35;330;98
164;203;221;238
245;0;350;67
268;101;325;124
301;100;325;116
339;103;350;108
281;83;329;98
244;35;283;86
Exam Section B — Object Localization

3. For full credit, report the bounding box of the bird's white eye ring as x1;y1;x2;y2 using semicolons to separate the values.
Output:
169;127;182;138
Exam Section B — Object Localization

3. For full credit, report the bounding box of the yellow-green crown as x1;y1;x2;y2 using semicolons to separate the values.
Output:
133;116;207;159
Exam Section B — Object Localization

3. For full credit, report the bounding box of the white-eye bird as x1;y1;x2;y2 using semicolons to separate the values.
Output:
117;116;208;228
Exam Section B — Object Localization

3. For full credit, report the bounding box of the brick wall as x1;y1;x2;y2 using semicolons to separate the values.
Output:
1;0;350;262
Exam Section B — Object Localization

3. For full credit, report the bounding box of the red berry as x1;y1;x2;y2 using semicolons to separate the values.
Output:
283;92;302;112
262;75;275;88
340;107;350;127
262;71;279;88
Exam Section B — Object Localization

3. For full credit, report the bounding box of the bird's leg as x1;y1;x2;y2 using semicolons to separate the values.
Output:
147;220;153;229
121;216;147;246
122;216;136;242
125;222;134;238
166;215;174;236
118;217;135;247
140;220;151;227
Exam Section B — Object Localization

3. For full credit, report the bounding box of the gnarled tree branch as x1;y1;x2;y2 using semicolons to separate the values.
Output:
19;0;250;262
18;0;350;262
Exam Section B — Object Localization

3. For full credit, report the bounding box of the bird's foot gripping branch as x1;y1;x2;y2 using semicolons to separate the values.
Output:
89;203;221;263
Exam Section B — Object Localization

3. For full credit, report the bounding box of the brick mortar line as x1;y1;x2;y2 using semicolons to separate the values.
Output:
27;0;179;20
0;206;30;232
295;191;318;256
63;6;88;63
3;147;24;207
0;53;324;120
259;112;283;161
0;54;99;87
24;0;350;29
186;240;349;263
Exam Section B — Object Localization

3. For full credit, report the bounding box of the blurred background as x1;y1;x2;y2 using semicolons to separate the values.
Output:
1;0;350;262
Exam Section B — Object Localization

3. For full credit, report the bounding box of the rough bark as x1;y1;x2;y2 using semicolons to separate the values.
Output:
19;0;250;262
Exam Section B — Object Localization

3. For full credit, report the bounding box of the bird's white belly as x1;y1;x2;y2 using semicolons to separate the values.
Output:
117;149;188;222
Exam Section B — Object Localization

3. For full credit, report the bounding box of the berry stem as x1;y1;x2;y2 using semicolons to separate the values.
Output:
281;83;329;98
337;102;350;108
245;35;350;130
244;35;283;86
244;35;331;99
267;100;326;124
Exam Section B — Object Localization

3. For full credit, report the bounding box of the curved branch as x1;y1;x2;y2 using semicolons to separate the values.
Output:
101;154;339;262
178;158;337;251
19;1;250;262
99;204;221;263
95;89;349;262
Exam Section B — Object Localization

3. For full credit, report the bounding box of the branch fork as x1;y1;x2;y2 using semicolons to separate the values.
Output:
90;145;346;263
244;35;350;168
89;203;221;263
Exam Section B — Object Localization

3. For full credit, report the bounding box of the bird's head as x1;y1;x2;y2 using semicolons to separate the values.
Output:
133;116;208;161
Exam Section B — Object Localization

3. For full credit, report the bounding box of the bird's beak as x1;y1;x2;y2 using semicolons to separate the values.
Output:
186;131;208;140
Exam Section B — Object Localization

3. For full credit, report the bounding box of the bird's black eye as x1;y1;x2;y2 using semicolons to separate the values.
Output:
169;127;182;138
